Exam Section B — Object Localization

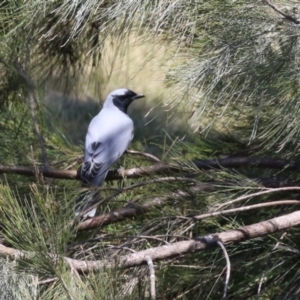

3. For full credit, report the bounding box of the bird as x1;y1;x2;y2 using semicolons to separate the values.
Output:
75;88;145;218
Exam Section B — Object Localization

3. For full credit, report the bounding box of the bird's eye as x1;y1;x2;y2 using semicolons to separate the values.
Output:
114;95;129;101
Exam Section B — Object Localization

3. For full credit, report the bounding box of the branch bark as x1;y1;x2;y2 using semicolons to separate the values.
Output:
2;210;300;272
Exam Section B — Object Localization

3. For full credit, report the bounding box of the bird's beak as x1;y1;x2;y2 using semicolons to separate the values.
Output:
132;94;145;100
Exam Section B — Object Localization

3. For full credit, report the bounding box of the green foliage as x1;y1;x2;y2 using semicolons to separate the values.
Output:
170;1;300;155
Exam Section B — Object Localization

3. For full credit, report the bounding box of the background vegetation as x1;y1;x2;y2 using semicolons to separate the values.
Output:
1;0;300;299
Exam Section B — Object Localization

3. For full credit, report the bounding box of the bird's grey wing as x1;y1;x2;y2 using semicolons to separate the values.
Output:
81;140;116;186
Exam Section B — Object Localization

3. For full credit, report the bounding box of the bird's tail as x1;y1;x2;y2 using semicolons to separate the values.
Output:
74;190;99;218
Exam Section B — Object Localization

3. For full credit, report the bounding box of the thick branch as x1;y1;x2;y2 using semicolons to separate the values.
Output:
2;210;300;272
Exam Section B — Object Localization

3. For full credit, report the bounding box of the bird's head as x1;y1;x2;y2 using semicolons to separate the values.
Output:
104;88;145;113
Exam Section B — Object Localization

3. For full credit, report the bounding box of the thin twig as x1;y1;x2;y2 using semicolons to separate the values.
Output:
193;200;300;221
126;150;162;162
215;187;300;211
217;241;230;300
145;255;156;300
31;277;58;286
263;0;300;24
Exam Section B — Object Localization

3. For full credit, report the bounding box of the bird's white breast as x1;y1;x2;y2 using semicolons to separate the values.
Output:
85;106;134;158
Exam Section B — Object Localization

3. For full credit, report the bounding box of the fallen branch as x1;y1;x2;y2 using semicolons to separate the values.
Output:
2;210;300;272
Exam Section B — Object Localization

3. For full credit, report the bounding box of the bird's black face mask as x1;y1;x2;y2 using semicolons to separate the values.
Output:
113;90;144;113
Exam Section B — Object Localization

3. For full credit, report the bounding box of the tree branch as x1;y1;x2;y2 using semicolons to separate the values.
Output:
2;210;300;272
1;157;300;181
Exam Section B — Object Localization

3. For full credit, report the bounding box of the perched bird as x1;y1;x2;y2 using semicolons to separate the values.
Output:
75;88;145;217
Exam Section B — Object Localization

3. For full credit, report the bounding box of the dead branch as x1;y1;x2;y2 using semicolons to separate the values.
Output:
263;0;300;24
1;210;300;272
